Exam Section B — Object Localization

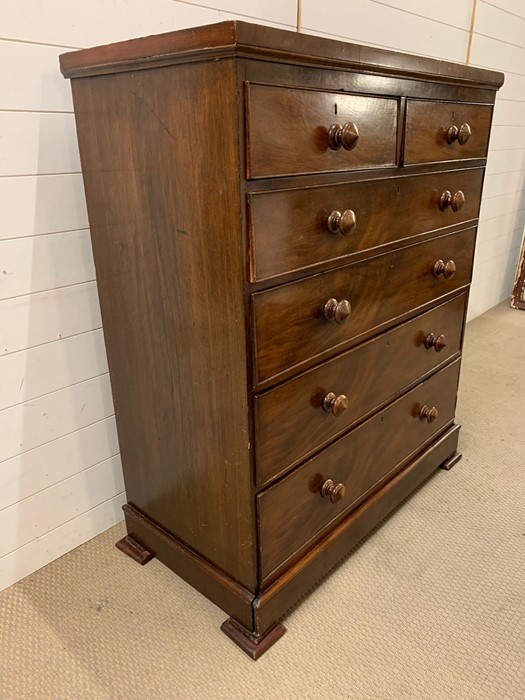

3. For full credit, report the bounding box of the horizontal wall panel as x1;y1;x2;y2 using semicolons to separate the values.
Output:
0;455;123;559
0;416;119;511
0;0;219;49
483;170;525;199
301;0;469;61
475;1;525;45
496;74;525;103
470;33;525;75
0;40;73;112
477;209;525;240
480;189;525;220
489;126;525;152
203;0;296;25
0;281;102;356
478;0;525;22
0;174;88;240
0;112;80;177
0;229;94;300
493;100;525;127
370;0;473;30
0;330;108;411
217;11;294;28
472;247;520;292
0;491;125;593
475;225;524;264
0;374;114;463
486;149;525;176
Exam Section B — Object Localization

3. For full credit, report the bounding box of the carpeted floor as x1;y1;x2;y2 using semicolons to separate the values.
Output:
1;300;524;699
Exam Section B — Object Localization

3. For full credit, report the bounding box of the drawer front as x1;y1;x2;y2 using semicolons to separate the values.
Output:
255;293;466;486
253;227;476;385
258;359;461;579
246;83;398;179
404;100;492;165
250;168;483;281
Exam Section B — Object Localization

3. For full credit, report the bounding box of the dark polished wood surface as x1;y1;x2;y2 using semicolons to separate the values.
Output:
61;19;502;657
254;425;460;633
258;360;461;579
255;293;467;486
404;101;492;165
70;60;257;591
246;84;398;178
253;228;476;385
249;168;483;280
59;20;504;90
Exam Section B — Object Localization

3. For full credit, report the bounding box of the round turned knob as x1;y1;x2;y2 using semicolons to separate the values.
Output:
321;479;346;504
424;333;447;352
323;298;351;324
433;259;456;280
328;122;359;151
458;123;472;145
419;405;438;423
439;190;466;211
451;190;465;211
446;125;459;144
327;209;357;236
322;392;349;417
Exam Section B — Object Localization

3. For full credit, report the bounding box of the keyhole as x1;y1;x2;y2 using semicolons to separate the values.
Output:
334;103;338;115
451;110;456;120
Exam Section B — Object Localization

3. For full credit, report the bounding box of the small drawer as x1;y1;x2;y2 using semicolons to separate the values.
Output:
257;359;461;580
249;168;483;281
255;293;466;486
252;227;476;385
404;100;492;165
246;83;398;178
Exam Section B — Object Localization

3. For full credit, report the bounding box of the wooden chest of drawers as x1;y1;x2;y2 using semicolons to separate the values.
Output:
60;21;504;659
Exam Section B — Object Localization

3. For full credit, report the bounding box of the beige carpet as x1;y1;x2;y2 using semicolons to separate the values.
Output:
1;301;524;699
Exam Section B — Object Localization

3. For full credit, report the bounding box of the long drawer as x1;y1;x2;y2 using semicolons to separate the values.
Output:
246;83;398;178
257;359;461;580
255;293;466;486
252;227;476;385
404;100;492;165
249;168;483;280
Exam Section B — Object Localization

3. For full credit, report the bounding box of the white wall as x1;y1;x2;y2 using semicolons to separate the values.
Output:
0;0;522;591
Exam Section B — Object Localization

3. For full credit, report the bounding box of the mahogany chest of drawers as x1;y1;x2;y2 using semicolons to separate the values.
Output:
60;22;504;659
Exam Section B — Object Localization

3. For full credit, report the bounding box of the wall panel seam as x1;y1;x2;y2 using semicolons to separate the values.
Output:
0;490;126;561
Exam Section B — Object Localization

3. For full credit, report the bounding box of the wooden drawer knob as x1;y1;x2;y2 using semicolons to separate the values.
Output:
321;479;346;504
327;209;357;236
446;123;471;145
433;259;456;280
419;405;438;423
323;298;351;324
328;122;359;150
424;333;447;352
322;392;349;417
439;190;465;211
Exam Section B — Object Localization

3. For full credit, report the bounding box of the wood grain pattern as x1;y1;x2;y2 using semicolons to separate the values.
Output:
255;293;467;486
246;84;398;178
61;19;503;651
404;101;493;165
250;168;484;280
59;20;504;89
122;504;254;630
253;228;476;385
70;59;257;590
253;425;461;634
257;359;461;580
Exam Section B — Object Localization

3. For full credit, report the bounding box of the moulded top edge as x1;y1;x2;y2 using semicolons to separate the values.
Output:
59;19;505;90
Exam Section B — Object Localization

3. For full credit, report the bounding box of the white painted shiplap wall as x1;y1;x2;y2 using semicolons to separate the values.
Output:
1;0;522;592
